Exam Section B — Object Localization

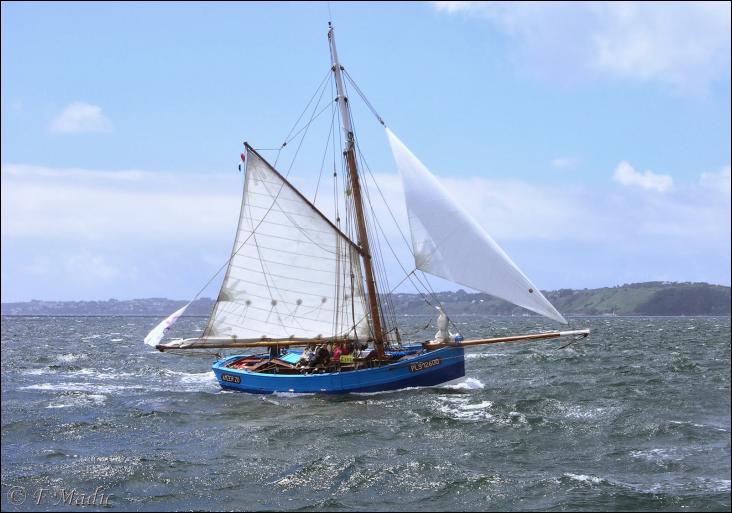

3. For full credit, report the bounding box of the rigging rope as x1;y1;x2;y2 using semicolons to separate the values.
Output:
343;69;385;126
274;69;332;166
313;107;336;203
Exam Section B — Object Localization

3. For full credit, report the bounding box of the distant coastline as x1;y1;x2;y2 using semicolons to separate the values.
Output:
2;281;729;317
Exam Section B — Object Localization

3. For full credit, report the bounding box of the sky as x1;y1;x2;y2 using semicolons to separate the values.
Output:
1;1;730;302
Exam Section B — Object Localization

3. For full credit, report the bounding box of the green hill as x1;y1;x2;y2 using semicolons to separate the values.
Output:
389;282;730;316
1;282;729;317
544;282;730;316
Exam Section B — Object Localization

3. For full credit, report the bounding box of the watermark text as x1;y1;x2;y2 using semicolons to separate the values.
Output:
6;485;111;507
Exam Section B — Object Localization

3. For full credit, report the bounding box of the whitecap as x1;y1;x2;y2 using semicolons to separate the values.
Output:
563;473;603;484
22;382;136;393
46;393;107;409
177;371;217;385
461;400;494;411
67;368;138;380
56;354;87;363
509;411;528;424
161;369;216;383
630;448;680;463
669;420;728;432
436;402;495;421
442;377;485;390
696;478;731;493
26;368;51;375
156;370;219;391
465;352;507;360
272;391;315;398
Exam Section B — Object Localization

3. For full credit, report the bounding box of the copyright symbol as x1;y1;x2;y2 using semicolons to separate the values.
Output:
7;486;26;505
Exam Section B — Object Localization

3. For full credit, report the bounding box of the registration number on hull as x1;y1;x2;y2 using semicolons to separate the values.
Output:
220;373;241;384
409;358;441;373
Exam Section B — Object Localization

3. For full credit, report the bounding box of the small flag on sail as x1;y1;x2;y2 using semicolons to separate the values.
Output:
238;152;245;172
144;302;191;347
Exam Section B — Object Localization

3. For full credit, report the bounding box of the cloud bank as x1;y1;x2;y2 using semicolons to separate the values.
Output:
1;161;729;301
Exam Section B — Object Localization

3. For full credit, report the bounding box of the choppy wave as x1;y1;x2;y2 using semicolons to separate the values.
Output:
435;397;496;421
46;393;108;409
465;352;509;360
2;315;729;511
21;382;133;393
442;377;485;390
56;353;87;363
562;472;604;484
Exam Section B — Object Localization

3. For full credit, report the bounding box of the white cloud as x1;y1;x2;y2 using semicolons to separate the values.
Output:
50;102;113;134
1;164;243;300
1;164;241;241
65;251;121;282
612;161;674;192
368;161;728;248
2;160;723;249
551;156;581;169
699;164;731;192
433;1;731;92
24;251;122;282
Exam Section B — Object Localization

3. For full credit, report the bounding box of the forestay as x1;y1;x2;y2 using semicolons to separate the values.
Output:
386;128;567;324
204;147;370;340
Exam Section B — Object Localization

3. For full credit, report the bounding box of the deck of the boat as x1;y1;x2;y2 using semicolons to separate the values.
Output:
222;345;424;376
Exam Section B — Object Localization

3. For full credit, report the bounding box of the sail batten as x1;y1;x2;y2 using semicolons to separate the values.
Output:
204;147;370;341
386;128;567;324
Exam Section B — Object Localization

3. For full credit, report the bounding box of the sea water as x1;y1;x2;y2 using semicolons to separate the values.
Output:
1;315;730;511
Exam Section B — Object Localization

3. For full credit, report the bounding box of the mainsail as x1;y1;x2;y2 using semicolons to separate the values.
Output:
386;128;567;324
204;146;370;341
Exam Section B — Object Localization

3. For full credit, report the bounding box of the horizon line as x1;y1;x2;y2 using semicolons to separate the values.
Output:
2;280;730;304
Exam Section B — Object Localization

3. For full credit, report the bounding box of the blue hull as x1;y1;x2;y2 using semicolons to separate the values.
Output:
211;346;465;394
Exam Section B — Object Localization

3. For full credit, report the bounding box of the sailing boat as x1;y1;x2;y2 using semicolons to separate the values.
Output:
145;23;589;394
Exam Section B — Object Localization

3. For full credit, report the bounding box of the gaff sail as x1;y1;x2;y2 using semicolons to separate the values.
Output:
203;146;370;341
386;128;567;324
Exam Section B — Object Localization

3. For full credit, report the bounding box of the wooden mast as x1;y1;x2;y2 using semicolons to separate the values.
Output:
328;23;385;357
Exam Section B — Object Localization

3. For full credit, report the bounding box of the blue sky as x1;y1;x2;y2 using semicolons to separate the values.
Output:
2;1;730;302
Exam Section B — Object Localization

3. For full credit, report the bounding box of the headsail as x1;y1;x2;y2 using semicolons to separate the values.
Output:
386;128;567;324
144;302;191;347
204;146;370;341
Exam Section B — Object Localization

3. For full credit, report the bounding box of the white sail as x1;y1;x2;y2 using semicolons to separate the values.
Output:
386;128;567;324
144;302;190;347
204;146;370;340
